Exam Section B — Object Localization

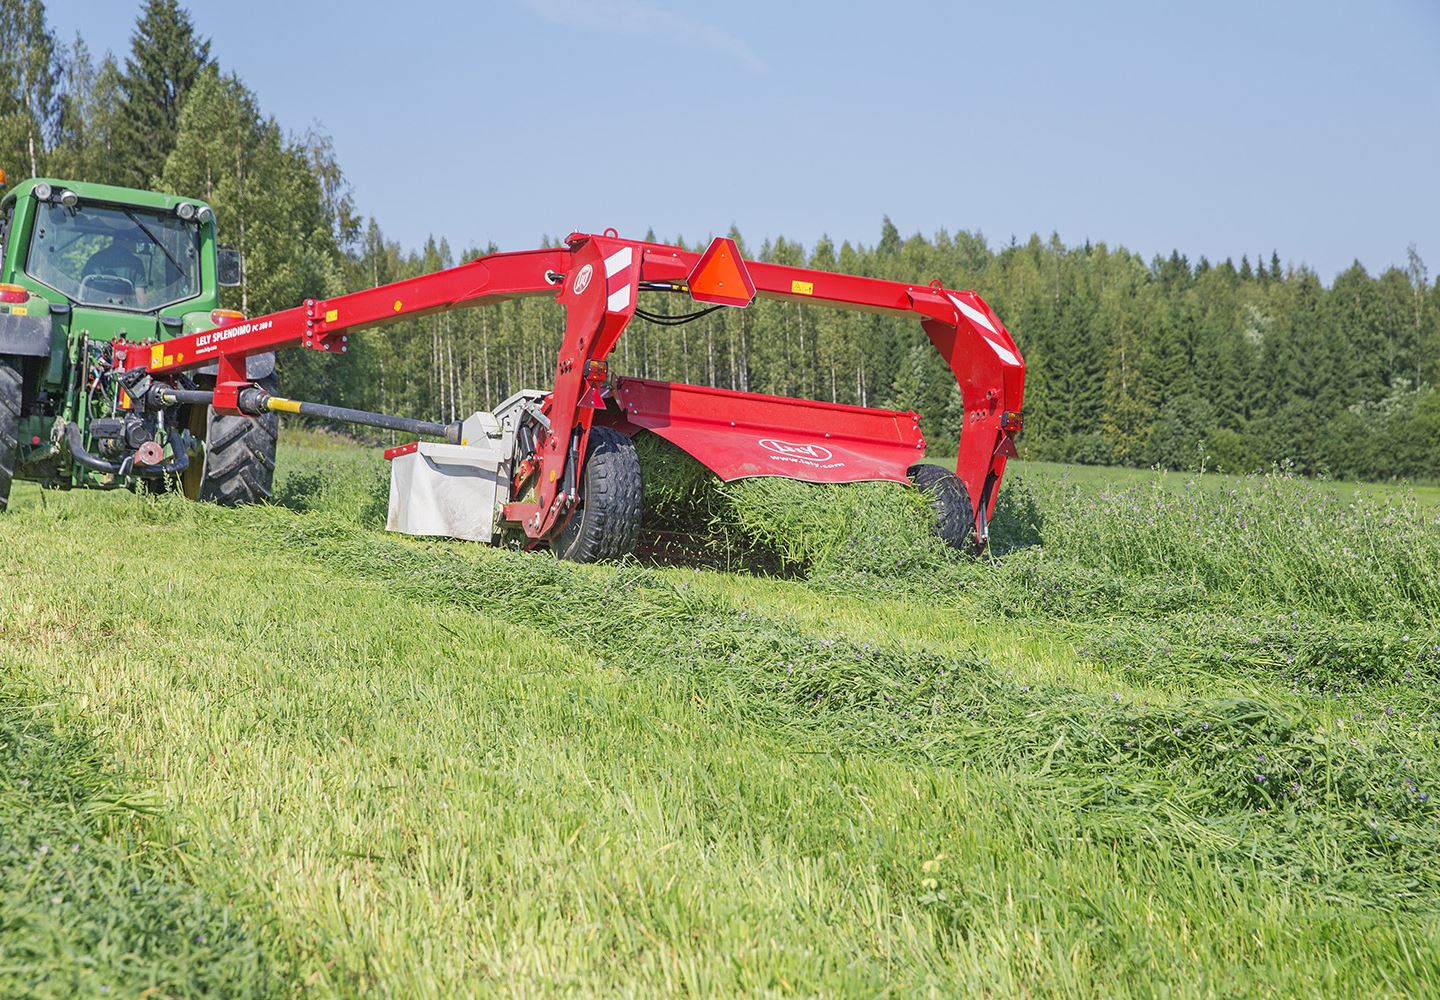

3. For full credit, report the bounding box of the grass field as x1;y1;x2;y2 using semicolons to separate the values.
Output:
3;431;1439;997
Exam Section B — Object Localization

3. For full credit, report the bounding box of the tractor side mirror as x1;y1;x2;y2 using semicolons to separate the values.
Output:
217;246;244;287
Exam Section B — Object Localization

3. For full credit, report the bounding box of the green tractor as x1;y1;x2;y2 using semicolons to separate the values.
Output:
0;175;278;511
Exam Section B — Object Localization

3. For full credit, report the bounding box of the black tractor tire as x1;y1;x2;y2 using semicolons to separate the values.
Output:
908;462;975;553
181;376;279;506
552;426;643;562
0;356;20;512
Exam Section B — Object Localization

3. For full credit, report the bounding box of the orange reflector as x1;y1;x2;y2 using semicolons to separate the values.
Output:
211;309;245;326
687;237;755;308
0;283;27;304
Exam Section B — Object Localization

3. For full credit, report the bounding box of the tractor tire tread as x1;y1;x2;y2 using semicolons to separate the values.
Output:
194;377;279;507
553;426;642;562
0;357;20;512
908;462;975;552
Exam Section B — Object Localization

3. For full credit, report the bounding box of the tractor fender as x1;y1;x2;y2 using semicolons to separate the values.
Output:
0;311;52;357
194;351;276;381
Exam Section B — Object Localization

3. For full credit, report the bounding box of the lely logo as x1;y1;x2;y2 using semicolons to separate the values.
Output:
572;263;594;295
759;438;834;463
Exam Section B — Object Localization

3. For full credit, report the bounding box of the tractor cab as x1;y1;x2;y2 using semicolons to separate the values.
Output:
0;173;264;507
24;195;204;311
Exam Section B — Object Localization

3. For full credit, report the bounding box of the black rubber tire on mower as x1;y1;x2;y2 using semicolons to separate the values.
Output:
0;356;20;512
552;425;643;562
908;462;975;553
180;376;279;506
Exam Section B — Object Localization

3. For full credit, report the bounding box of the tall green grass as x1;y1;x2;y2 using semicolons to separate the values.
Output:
1030;473;1440;620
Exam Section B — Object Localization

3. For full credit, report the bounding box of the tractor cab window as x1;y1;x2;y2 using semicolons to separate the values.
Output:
24;199;200;311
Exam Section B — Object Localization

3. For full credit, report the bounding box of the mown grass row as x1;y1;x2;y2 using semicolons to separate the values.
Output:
0;689;274;998
4;443;1439;996
260;494;1440;914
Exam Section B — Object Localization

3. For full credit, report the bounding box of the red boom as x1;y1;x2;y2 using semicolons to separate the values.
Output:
117;232;1025;545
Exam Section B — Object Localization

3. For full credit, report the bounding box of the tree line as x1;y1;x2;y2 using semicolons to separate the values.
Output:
4;0;1437;481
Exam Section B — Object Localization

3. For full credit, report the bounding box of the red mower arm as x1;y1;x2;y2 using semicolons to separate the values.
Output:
118;232;1024;543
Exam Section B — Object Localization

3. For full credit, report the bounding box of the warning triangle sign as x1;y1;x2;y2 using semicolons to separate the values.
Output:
687;237;756;307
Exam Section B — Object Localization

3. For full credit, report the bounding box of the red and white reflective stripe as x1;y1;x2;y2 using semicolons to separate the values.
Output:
949;292;1019;366
604;246;632;277
384;441;419;461
604;245;636;313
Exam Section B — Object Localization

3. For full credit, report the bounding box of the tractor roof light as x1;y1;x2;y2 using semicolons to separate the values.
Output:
0;283;28;304
176;202;196;221
58;188;78;208
196;205;213;225
32;182;52;201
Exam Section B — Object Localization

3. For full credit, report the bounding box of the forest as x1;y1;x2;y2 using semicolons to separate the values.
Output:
3;0;1437;481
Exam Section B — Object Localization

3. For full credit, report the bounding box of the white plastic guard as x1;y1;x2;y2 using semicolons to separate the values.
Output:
386;441;507;542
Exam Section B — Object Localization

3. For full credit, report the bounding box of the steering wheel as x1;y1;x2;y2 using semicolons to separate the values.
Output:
78;273;136;303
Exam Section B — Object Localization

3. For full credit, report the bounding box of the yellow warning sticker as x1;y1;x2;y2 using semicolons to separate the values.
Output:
791;280;814;295
325;309;338;322
162;355;174;367
151;344;164;367
10;306;25;316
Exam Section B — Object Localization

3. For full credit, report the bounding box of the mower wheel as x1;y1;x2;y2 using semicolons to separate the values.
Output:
0;356;19;511
553;425;642;562
182;376;279;506
908;462;975;552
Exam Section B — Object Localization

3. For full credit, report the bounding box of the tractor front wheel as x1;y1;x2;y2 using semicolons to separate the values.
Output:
552;426;642;562
0;356;20;511
908;462;975;553
181;376;279;506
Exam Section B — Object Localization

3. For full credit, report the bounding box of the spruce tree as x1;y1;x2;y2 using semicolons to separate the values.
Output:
116;0;212;187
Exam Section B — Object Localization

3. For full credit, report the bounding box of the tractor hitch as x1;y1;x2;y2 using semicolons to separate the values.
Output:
65;422;192;478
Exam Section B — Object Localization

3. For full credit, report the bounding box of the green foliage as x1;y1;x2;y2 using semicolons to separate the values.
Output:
47;38;125;184
0;0;60;177
114;0;211;187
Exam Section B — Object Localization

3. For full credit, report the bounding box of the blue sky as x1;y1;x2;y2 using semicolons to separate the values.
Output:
47;0;1440;281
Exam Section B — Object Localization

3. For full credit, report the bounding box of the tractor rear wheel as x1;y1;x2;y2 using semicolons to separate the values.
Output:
0;356;20;512
552;425;642;562
908;462;975;552
181;376;279;506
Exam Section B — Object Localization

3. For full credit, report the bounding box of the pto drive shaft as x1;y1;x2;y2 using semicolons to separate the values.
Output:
149;385;463;443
